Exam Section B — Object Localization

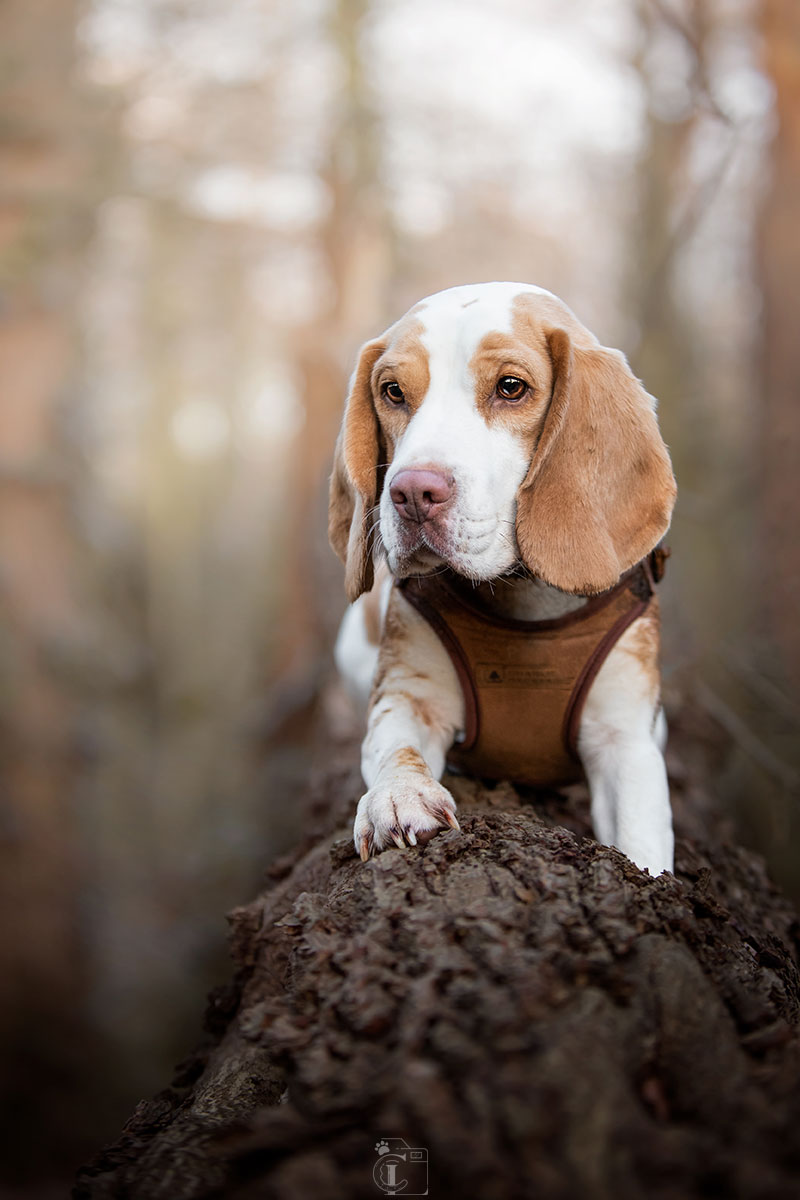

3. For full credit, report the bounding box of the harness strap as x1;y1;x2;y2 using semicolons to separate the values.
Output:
562;587;651;759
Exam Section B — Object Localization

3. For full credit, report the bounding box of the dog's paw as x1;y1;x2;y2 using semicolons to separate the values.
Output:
354;774;459;861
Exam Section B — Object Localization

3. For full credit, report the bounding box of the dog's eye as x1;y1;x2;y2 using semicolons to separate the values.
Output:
496;376;528;402
381;381;405;405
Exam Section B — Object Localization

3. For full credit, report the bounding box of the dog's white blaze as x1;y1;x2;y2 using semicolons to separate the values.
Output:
383;284;534;578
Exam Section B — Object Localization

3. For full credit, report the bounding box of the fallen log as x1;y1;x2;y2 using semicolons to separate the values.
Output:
74;730;800;1200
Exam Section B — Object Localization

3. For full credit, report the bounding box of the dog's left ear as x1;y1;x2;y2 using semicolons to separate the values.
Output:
328;338;386;602
516;329;677;595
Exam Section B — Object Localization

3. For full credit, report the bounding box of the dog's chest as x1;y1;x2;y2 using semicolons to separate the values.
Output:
399;568;654;788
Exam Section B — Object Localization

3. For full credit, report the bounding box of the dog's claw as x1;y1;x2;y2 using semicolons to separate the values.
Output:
354;775;459;858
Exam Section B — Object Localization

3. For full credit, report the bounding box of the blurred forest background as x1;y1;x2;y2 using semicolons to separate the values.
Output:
1;0;798;1193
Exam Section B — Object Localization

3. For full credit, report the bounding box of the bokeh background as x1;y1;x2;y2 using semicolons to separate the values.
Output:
1;0;799;1193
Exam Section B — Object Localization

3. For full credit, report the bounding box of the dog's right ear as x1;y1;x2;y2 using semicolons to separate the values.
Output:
328;339;386;602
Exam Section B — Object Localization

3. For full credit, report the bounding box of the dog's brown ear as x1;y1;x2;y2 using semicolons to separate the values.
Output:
328;338;386;602
516;328;676;595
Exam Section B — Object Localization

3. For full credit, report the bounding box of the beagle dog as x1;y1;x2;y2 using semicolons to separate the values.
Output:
329;283;677;875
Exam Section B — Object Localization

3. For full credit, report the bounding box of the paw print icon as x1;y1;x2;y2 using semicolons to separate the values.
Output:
372;1137;428;1195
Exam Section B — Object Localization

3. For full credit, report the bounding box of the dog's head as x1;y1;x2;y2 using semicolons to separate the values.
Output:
329;282;676;601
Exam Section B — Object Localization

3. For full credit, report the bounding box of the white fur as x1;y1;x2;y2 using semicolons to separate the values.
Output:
337;283;674;875
578;623;673;875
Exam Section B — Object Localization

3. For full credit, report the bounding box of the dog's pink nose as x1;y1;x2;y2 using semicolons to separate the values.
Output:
390;468;454;524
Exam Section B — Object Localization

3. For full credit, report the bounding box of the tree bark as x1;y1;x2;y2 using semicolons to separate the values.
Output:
74;714;800;1200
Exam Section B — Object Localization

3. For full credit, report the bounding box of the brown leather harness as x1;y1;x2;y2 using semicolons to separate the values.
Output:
398;549;667;788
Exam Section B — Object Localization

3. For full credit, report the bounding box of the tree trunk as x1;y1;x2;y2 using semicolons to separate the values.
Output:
758;0;800;687
279;0;392;684
75;714;800;1200
0;0;115;1177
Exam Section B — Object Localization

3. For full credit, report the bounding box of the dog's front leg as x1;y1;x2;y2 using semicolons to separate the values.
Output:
577;617;674;875
579;728;673;875
354;589;464;860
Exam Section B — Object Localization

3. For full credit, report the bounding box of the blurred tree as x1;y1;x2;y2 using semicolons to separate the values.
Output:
628;0;744;661
0;0;112;1180
280;0;392;679
628;0;800;898
759;0;800;688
